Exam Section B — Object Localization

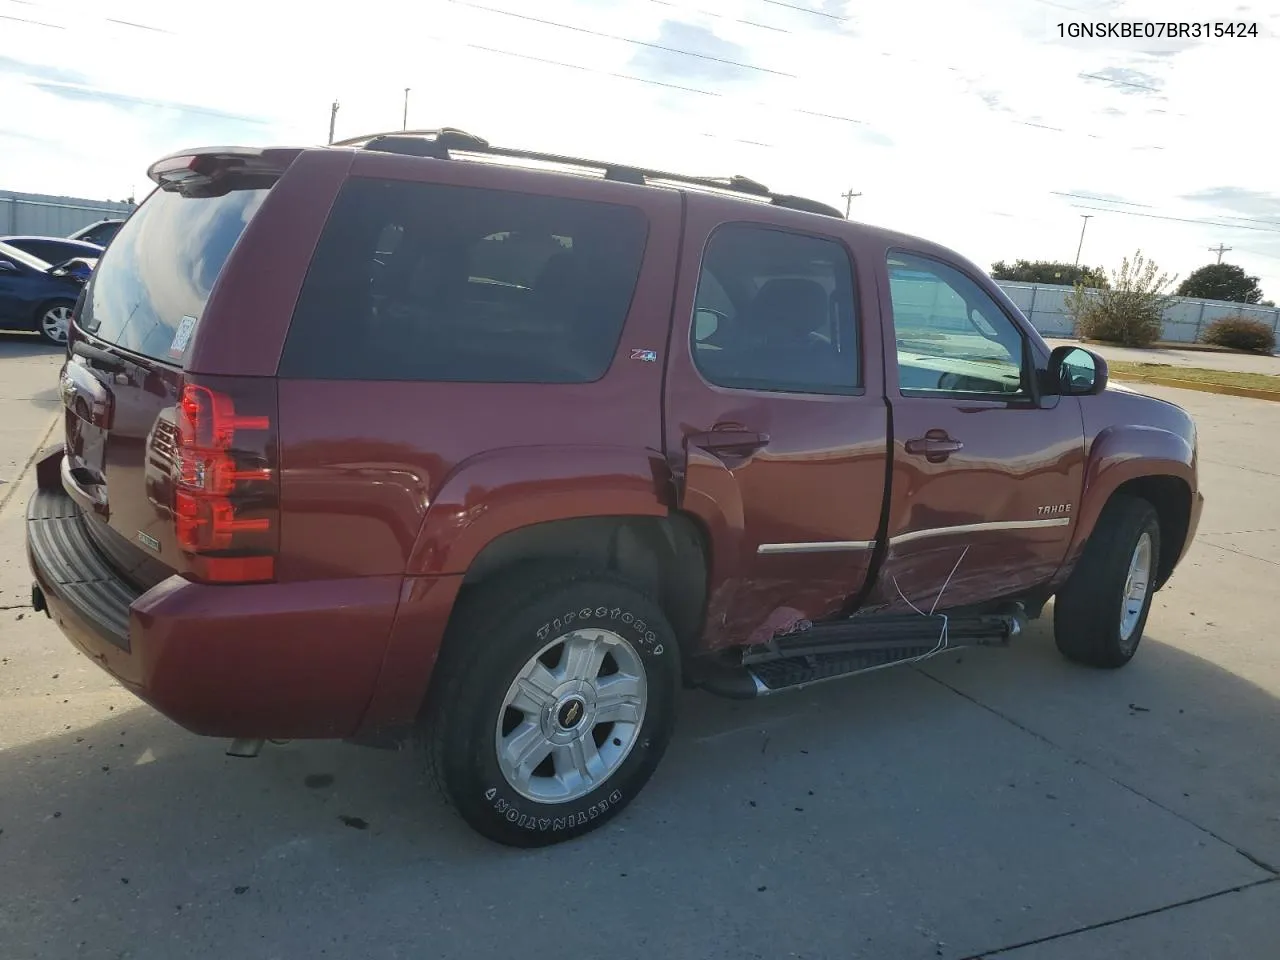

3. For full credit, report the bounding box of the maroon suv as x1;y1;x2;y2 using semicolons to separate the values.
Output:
27;129;1203;847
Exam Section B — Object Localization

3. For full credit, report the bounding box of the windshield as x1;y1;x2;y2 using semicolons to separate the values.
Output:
0;241;50;271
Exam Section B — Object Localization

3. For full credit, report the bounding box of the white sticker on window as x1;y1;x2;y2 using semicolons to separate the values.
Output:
168;316;197;358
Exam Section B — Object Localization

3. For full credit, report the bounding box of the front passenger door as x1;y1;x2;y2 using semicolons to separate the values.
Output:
868;250;1086;614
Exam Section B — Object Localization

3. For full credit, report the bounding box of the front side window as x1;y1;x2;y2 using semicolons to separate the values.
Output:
278;179;649;383
888;252;1027;398
690;224;860;395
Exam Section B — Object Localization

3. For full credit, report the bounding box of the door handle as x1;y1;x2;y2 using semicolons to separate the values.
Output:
687;429;770;459
904;431;964;460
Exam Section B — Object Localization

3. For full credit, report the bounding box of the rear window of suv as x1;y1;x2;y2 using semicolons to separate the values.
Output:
277;178;649;383
79;187;269;364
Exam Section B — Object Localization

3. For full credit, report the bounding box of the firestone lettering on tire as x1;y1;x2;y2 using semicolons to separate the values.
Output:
486;788;624;830
534;607;667;653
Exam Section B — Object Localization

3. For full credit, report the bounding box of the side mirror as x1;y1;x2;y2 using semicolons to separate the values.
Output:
0;260;17;274
1047;345;1108;396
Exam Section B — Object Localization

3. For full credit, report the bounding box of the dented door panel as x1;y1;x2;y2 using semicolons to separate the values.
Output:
663;195;890;652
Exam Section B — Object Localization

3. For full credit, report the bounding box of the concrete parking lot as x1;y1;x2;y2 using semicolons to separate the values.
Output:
1;331;1277;960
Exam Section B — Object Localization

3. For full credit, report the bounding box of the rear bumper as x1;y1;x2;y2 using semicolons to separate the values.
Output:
26;457;461;739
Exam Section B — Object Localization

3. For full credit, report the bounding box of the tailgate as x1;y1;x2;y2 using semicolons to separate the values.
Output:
62;180;276;588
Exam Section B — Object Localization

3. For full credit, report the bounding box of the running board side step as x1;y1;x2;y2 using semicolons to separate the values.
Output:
690;606;1025;699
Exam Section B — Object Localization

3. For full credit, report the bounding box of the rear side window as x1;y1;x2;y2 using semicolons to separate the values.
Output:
278;178;649;383
691;224;860;394
79;189;268;363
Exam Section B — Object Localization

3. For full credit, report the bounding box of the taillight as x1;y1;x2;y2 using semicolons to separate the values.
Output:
173;378;279;584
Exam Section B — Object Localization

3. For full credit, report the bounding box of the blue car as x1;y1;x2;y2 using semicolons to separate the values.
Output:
0;240;96;345
0;235;105;266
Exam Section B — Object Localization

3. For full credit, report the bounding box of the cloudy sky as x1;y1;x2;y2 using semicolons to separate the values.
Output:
3;0;1279;298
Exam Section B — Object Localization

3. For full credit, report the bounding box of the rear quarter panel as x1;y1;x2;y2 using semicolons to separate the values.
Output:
272;154;685;581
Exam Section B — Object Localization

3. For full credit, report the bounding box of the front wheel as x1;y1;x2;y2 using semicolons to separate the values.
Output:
36;300;75;345
421;570;680;847
1054;494;1161;668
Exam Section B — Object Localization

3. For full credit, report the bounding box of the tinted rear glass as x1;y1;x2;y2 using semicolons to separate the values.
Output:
79;188;269;364
278;178;649;383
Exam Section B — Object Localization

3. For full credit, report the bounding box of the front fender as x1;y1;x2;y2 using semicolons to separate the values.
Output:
406;445;674;576
1058;424;1195;580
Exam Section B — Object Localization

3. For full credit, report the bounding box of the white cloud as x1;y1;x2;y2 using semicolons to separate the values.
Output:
3;0;1280;297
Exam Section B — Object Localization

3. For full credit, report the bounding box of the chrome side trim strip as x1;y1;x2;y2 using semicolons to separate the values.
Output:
890;517;1070;546
757;540;877;555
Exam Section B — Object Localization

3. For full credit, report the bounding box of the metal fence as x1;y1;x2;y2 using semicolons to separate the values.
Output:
996;281;1280;346
1;190;136;239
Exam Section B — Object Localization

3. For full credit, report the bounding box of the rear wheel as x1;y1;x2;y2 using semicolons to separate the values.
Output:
1054;494;1161;668
36;300;75;345
421;569;680;847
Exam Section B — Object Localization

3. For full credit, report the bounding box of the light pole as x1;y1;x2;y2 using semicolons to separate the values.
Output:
1073;214;1093;269
403;88;410;130
328;99;340;145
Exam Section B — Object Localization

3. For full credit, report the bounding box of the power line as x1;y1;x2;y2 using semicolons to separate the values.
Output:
1050;191;1153;209
1067;203;1280;234
1079;72;1164;93
105;18;171;33
445;3;1157;149
447;0;798;78
437;34;865;125
647;0;791;34
0;12;62;28
1203;211;1280;228
1054;191;1280;227
759;0;848;19
10;2;1171;155
1234;248;1280;263
19;1;1166;153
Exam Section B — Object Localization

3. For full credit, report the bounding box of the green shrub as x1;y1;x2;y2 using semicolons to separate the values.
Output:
1065;250;1177;347
1201;313;1277;353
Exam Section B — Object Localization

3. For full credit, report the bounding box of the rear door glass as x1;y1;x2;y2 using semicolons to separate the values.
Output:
277;178;649;383
79;188;269;364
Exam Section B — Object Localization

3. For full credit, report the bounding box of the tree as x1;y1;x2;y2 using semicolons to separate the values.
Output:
1065;250;1178;347
990;259;1109;288
1175;263;1264;304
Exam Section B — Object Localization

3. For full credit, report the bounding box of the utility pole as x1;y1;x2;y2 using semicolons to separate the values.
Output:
403;88;411;130
1208;243;1231;264
328;99;340;145
841;189;862;219
1073;214;1093;269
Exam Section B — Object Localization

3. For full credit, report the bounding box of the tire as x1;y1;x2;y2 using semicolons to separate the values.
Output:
36;300;75;345
1054;494;1161;668
421;568;680;847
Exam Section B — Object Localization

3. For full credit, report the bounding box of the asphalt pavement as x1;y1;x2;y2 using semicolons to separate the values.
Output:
0;330;1276;960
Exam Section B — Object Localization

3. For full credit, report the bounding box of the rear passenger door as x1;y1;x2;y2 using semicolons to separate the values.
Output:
663;200;889;651
868;249;1086;613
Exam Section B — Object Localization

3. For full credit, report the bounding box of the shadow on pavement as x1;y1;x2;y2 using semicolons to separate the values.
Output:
0;331;62;359
0;616;1274;960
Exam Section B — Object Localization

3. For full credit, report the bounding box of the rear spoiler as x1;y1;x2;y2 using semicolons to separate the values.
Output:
147;147;304;194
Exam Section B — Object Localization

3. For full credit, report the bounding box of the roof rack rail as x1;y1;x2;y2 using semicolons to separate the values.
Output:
331;128;844;219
